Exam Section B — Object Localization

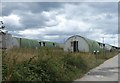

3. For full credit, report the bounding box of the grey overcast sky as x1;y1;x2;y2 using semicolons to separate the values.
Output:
0;2;118;46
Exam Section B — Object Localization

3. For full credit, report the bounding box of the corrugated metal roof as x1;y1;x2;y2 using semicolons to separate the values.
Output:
84;38;101;52
66;35;101;52
15;37;60;48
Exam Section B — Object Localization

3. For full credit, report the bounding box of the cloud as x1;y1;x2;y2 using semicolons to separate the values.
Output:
3;14;22;26
2;2;63;16
2;0;119;2
1;2;118;46
1;14;23;31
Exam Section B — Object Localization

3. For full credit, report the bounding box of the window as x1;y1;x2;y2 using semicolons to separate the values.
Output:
103;44;105;47
43;42;46;46
98;42;100;46
39;42;41;46
53;43;55;47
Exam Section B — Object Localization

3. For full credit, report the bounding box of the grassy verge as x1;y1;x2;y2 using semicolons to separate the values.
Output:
2;48;118;82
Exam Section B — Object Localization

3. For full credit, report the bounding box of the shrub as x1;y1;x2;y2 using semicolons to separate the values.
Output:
2;48;118;82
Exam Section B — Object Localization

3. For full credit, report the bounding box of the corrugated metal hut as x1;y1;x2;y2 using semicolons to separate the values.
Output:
64;35;101;52
15;37;60;49
104;44;112;51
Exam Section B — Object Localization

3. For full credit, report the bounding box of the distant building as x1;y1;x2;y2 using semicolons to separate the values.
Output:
64;35;100;52
64;35;116;53
0;32;19;49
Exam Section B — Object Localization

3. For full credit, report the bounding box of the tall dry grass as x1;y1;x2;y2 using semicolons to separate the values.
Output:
2;47;118;82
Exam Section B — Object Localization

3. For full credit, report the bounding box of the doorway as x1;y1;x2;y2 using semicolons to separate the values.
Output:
73;41;78;52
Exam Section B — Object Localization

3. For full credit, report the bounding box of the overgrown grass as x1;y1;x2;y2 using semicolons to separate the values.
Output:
2;48;118;82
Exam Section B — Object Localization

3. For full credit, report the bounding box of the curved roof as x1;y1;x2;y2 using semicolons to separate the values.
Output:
15;37;40;48
15;37;60;48
65;35;85;43
84;38;100;52
65;35;100;52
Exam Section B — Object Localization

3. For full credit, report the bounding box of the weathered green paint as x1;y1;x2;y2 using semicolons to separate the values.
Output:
15;37;60;48
84;38;101;52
